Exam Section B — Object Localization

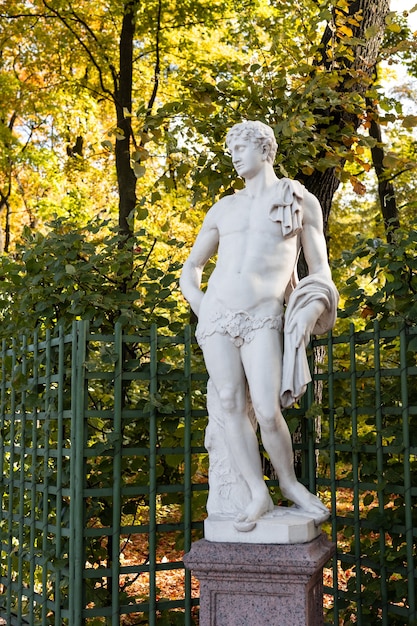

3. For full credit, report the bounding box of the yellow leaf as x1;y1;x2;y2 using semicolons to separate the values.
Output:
387;23;402;33
301;165;315;176
385;14;402;33
338;25;353;37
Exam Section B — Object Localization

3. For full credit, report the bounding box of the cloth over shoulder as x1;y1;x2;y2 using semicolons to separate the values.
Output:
280;275;339;409
268;178;305;239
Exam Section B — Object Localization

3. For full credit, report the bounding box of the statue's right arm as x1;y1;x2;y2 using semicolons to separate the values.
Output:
180;208;220;317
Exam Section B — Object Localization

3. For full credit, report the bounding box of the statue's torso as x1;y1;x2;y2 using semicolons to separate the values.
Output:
204;192;300;317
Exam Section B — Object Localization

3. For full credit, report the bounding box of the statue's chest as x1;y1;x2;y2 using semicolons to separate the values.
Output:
218;198;278;237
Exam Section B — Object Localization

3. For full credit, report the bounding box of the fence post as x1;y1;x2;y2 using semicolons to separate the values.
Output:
148;324;158;626
349;322;363;625
111;322;123;625
69;320;88;626
183;325;193;626
373;320;389;625
400;325;416;622
54;324;66;623
5;338;17;617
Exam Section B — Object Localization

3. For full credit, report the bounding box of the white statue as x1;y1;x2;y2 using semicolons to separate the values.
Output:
180;121;338;538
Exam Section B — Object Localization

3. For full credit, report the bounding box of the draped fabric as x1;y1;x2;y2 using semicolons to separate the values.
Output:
268;178;304;238
280;275;339;409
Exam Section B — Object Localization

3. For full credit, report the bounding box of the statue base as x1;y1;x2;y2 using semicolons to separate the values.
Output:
204;506;322;544
183;534;335;626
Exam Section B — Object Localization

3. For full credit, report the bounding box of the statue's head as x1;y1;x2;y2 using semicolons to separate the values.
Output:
226;121;277;164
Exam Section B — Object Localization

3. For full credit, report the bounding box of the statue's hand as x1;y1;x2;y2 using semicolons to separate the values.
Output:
188;290;205;319
287;300;326;348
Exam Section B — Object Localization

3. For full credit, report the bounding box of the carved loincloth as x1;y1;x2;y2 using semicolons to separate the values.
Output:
196;308;283;348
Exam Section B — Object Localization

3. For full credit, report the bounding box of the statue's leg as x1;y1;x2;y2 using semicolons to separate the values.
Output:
241;328;330;524
201;333;273;522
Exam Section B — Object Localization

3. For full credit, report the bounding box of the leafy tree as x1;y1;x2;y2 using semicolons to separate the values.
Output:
0;216;187;338
1;0;411;251
337;224;417;330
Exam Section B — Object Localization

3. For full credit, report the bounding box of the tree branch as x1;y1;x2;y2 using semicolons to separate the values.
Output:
366;96;400;241
146;0;162;117
67;5;118;90
41;0;115;99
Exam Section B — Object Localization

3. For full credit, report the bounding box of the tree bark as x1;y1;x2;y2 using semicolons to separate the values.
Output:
365;97;400;241
115;0;139;242
294;1;390;474
298;0;390;234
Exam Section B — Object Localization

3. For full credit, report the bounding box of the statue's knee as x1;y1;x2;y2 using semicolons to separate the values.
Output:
253;402;280;433
218;386;238;412
260;417;278;434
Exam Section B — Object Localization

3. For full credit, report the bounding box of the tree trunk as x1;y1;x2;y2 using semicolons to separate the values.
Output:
115;0;139;242
366;97;400;241
294;0;390;478
297;167;341;235
299;0;390;234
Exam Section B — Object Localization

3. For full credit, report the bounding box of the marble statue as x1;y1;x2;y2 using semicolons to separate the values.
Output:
180;121;338;540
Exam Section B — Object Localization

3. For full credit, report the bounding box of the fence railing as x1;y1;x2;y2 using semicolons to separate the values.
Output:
314;323;417;626
0;321;416;625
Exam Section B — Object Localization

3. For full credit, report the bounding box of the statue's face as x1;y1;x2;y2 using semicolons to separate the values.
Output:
229;137;265;179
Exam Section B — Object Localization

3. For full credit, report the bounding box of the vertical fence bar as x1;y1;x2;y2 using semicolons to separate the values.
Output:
28;331;39;626
17;335;27;624
41;329;52;625
54;325;65;624
183;325;193;625
306;369;316;494
111;323;123;625
148;324;158;625
6;339;17;617
69;321;87;626
399;326;416;622
327;330;340;623
349;323;362;624
373;321;388;625
0;339;6;608
69;325;76;625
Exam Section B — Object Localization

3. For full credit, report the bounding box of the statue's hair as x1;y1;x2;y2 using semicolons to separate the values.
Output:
226;121;278;164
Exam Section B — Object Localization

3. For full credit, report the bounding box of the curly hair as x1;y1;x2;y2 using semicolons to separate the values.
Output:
226;121;278;164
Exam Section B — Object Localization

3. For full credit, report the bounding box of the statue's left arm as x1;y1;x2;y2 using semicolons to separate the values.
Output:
281;190;339;408
285;191;336;349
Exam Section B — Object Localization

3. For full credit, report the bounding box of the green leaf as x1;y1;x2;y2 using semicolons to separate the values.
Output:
101;139;113;151
402;115;417;129
65;264;76;275
133;163;146;178
136;207;149;220
382;153;401;169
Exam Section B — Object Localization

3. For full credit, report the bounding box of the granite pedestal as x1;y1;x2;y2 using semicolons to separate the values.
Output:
183;533;335;626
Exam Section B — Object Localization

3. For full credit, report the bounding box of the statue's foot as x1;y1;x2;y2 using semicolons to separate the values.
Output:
234;488;274;532
281;481;329;526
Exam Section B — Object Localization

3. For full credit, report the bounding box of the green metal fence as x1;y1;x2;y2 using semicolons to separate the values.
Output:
0;321;416;625
315;323;417;626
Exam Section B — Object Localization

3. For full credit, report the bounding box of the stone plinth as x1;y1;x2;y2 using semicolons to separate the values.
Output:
183;534;335;626
204;506;322;544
